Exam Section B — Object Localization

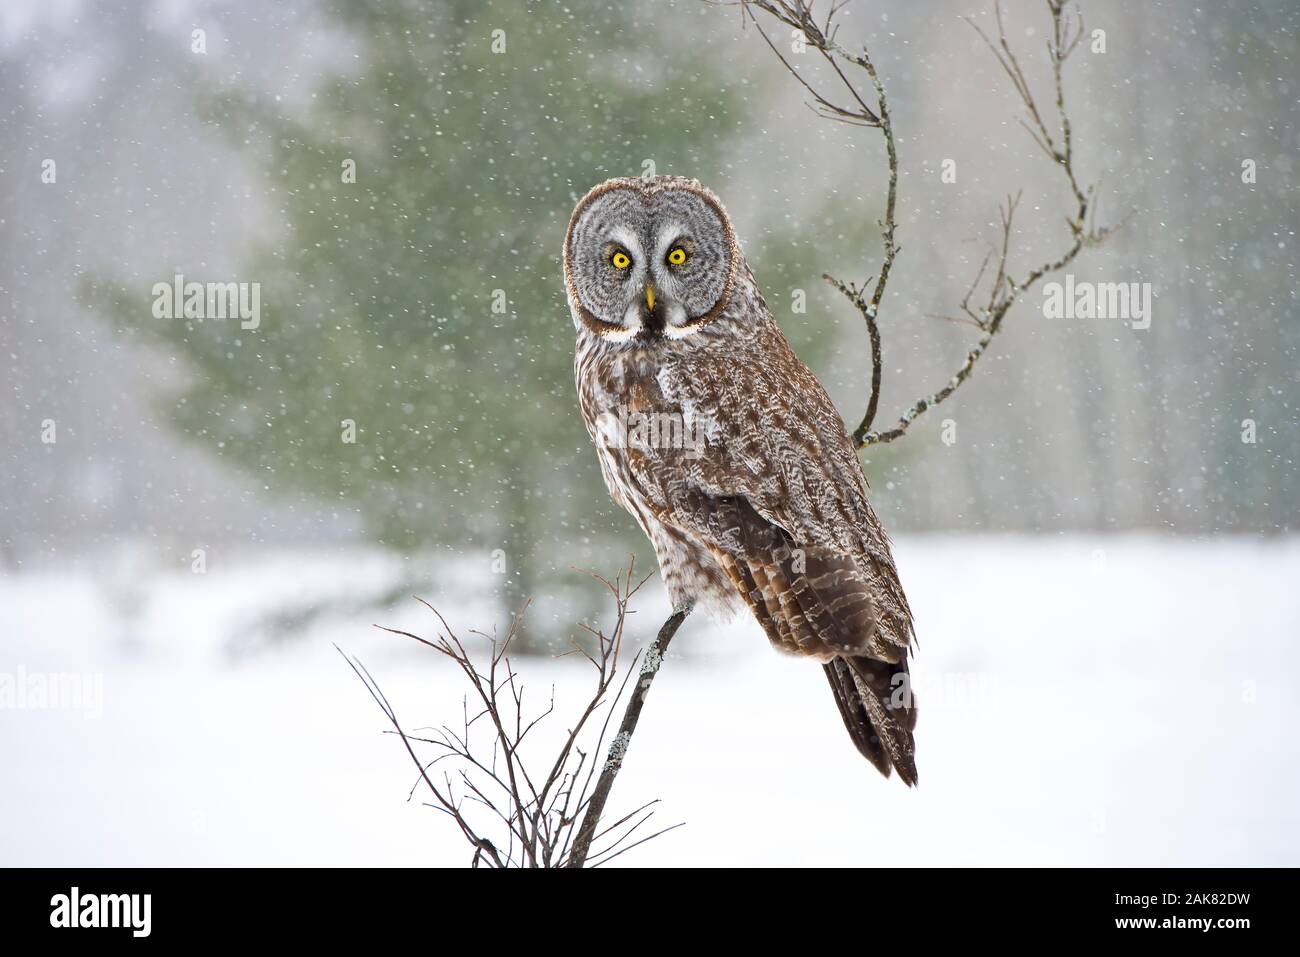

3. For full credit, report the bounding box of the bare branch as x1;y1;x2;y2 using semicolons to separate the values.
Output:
720;1;899;442
856;0;1115;445
565;602;691;868
347;558;686;868
335;645;505;868
727;0;1120;448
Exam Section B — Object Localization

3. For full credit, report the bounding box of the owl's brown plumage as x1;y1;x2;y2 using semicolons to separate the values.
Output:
564;176;917;784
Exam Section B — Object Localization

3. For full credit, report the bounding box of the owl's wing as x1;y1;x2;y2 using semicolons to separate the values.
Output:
645;321;914;661
627;322;917;781
613;317;920;780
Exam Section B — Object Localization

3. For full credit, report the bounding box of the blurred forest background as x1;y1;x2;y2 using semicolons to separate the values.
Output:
2;0;1296;644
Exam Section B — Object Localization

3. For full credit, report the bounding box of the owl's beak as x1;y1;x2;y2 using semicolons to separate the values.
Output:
644;283;656;313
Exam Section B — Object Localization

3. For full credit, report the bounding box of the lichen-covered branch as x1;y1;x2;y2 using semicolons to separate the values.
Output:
565;604;690;868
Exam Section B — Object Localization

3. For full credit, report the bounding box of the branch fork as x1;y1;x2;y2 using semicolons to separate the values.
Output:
731;0;1120;448
343;560;687;868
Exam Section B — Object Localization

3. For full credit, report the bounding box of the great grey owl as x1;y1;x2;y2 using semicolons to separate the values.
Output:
563;175;917;784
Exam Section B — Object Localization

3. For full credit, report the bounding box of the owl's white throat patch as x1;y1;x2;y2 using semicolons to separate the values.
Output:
662;318;708;340
599;322;641;343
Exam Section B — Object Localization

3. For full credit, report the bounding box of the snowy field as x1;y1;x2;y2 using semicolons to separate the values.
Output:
2;535;1298;867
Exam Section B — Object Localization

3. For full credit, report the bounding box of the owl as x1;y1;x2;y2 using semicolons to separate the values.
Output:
563;176;917;784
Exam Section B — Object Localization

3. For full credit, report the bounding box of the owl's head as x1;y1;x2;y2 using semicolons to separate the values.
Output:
563;176;742;344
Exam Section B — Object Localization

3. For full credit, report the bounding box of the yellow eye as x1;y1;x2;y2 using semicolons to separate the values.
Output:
667;246;688;266
611;250;631;270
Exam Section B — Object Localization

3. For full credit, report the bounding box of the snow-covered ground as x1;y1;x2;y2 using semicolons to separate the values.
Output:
2;535;1298;867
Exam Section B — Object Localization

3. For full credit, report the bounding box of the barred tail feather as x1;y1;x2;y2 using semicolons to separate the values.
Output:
824;656;918;786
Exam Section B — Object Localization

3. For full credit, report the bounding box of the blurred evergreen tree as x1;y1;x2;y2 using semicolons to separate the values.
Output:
103;0;763;645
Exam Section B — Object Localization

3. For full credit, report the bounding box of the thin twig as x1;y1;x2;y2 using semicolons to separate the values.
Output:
347;558;686;868
860;0;1116;445
723;1;897;444
730;0;1120;448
